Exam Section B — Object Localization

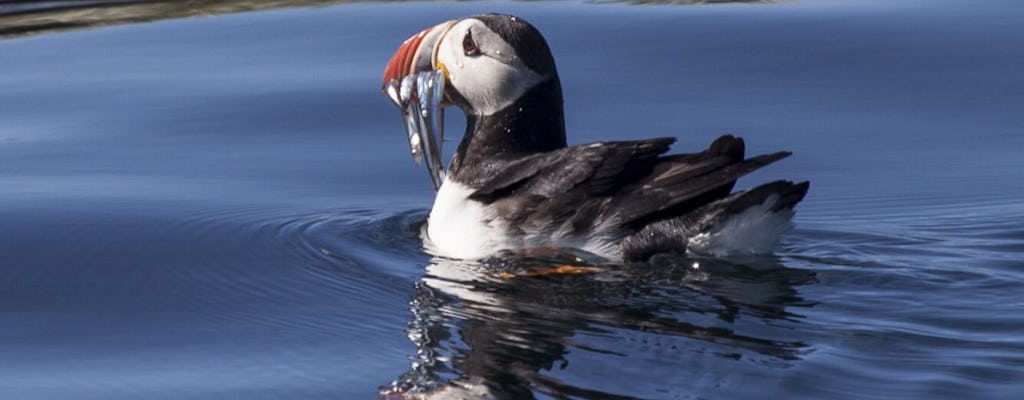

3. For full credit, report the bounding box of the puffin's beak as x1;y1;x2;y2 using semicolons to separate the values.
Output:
382;22;456;90
382;22;453;191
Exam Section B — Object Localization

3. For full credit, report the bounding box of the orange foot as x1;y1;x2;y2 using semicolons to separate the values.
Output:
494;265;604;279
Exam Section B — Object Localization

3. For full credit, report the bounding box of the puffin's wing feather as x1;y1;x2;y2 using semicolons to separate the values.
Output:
469;134;790;239
615;151;792;225
524;137;675;197
581;137;677;195
469;137;676;201
467;152;553;201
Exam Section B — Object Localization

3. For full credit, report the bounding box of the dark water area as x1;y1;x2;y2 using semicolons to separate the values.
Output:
1;0;1022;398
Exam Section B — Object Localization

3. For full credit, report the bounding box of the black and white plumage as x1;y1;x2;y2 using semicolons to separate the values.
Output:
382;14;809;262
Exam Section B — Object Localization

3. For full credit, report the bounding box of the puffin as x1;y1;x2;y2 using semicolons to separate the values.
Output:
381;14;808;262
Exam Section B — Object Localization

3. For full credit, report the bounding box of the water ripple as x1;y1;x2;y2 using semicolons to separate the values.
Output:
386;252;818;398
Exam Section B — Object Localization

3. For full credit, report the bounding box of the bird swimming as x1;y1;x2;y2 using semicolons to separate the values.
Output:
382;14;808;262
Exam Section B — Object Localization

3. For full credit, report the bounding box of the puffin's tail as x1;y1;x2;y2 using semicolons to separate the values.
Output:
621;180;809;261
685;180;810;257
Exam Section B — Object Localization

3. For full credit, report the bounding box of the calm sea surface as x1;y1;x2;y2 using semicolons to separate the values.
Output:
1;0;1022;399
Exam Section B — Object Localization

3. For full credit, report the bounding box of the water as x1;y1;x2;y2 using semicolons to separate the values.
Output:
1;0;1022;398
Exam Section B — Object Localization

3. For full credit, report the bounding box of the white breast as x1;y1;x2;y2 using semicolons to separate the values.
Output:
425;178;512;259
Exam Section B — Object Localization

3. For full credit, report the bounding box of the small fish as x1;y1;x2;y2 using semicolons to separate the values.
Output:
384;70;447;191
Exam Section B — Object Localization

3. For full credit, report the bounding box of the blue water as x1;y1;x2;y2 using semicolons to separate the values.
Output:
1;1;1022;398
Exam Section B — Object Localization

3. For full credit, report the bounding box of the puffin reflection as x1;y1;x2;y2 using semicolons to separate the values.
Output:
383;252;815;399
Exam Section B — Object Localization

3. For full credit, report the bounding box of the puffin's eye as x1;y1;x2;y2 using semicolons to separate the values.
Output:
462;30;481;57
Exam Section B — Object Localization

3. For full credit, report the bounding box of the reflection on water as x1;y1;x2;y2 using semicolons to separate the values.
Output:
385;251;815;398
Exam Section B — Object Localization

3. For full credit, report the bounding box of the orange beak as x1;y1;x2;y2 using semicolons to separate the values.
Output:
381;22;452;90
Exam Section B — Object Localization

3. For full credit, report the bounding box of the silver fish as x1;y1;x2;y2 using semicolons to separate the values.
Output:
384;69;447;191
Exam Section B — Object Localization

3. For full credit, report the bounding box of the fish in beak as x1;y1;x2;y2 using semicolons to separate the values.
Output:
382;21;455;191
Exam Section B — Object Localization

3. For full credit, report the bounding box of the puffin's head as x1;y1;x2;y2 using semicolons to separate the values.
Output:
382;14;558;117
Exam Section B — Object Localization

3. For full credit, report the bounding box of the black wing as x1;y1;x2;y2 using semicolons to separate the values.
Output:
469;135;789;237
469;137;676;201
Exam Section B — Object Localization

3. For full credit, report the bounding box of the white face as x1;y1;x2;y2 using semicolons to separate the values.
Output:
434;18;546;116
